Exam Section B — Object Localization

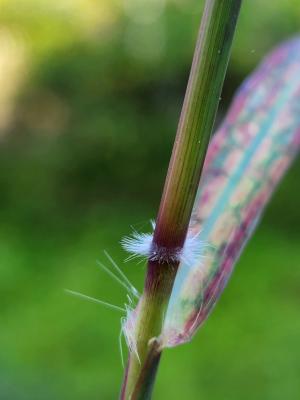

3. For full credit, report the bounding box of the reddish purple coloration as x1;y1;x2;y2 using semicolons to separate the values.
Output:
162;37;300;347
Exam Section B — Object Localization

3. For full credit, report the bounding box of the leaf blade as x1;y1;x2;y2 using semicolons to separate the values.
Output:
163;37;300;347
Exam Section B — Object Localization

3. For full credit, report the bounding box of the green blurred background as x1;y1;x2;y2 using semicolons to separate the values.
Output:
0;0;299;399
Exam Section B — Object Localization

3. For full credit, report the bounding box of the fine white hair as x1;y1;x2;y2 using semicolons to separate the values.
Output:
121;222;206;267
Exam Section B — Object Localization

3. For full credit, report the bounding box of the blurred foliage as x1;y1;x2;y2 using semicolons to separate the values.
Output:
0;0;299;399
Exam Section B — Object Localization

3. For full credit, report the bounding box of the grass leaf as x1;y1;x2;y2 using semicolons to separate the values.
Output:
163;37;300;347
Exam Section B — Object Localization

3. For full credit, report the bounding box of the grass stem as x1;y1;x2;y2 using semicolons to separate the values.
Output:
120;1;242;398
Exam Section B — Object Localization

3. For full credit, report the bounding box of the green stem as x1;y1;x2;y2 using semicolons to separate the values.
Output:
120;0;242;398
121;262;176;400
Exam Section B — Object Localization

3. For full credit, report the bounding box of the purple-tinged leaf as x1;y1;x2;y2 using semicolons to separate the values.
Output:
162;37;300;347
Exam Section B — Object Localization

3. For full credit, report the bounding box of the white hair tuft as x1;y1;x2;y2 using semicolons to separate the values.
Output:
121;222;207;266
